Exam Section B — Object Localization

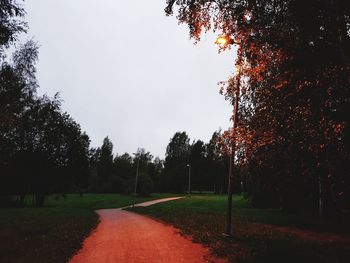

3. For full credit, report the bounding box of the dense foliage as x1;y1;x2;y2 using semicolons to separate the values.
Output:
88;141;160;196
161;131;228;193
88;132;228;196
165;0;350;214
0;1;90;206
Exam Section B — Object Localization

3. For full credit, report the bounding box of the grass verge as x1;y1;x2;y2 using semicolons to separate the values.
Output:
0;193;175;263
130;195;350;263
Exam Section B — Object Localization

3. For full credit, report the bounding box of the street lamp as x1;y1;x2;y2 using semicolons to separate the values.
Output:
215;35;240;46
186;164;191;195
215;35;242;237
133;153;140;195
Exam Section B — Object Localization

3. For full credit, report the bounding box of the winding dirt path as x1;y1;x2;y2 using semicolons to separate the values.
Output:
69;197;221;263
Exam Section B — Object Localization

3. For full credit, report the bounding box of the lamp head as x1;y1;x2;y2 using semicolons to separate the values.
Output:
215;36;240;47
215;36;231;46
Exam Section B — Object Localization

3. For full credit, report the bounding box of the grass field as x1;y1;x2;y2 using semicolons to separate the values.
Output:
0;193;174;263
130;195;350;263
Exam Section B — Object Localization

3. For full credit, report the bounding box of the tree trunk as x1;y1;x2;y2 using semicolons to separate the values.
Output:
19;194;26;207
35;193;45;207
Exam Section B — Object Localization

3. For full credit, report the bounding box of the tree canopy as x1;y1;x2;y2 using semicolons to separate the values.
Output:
0;2;91;206
165;0;350;212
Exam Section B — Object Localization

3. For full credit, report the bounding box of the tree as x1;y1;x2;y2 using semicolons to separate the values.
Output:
18;95;91;206
163;131;190;192
133;148;153;174
113;153;133;180
165;131;190;165
165;0;350;213
149;157;163;192
0;0;27;57
90;136;117;192
137;173;154;197
98;137;114;179
65;127;90;196
133;148;154;194
0;41;92;206
206;130;227;194
113;153;134;193
0;40;40;204
0;1;92;206
1;91;91;206
189;140;208;192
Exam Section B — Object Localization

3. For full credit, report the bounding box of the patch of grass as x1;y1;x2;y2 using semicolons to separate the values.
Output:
0;193;176;263
130;195;350;263
45;192;174;210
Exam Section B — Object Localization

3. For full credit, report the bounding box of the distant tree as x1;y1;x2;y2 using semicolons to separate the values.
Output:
163;132;190;192
206;130;227;194
98;137;114;179
113;153;133;179
189;140;207;192
88;147;100;192
113;153;134;193
133;148;154;193
149;157;163;192
134;148;153;173
137;173;154;197
66;129;90;196
165;132;190;162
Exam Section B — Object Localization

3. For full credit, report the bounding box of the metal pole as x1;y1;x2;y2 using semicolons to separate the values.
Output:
134;157;140;195
188;164;191;195
226;148;234;236
318;174;324;216
225;60;241;237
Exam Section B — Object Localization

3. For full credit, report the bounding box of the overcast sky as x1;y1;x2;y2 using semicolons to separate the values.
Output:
23;0;236;158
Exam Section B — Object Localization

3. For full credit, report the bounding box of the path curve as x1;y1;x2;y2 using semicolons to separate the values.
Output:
69;197;222;263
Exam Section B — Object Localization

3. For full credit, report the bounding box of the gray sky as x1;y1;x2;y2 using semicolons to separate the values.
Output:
23;0;236;158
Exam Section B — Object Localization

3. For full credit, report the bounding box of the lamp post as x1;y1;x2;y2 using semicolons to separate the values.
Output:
186;164;191;195
216;36;242;237
134;154;140;195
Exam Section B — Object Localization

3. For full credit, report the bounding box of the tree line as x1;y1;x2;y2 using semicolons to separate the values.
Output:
76;131;228;196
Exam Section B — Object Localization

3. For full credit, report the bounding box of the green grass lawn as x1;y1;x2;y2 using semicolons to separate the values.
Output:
130;195;350;263
0;193;175;263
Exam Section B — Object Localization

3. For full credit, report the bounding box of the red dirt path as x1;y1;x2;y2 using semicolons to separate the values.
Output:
69;197;222;263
